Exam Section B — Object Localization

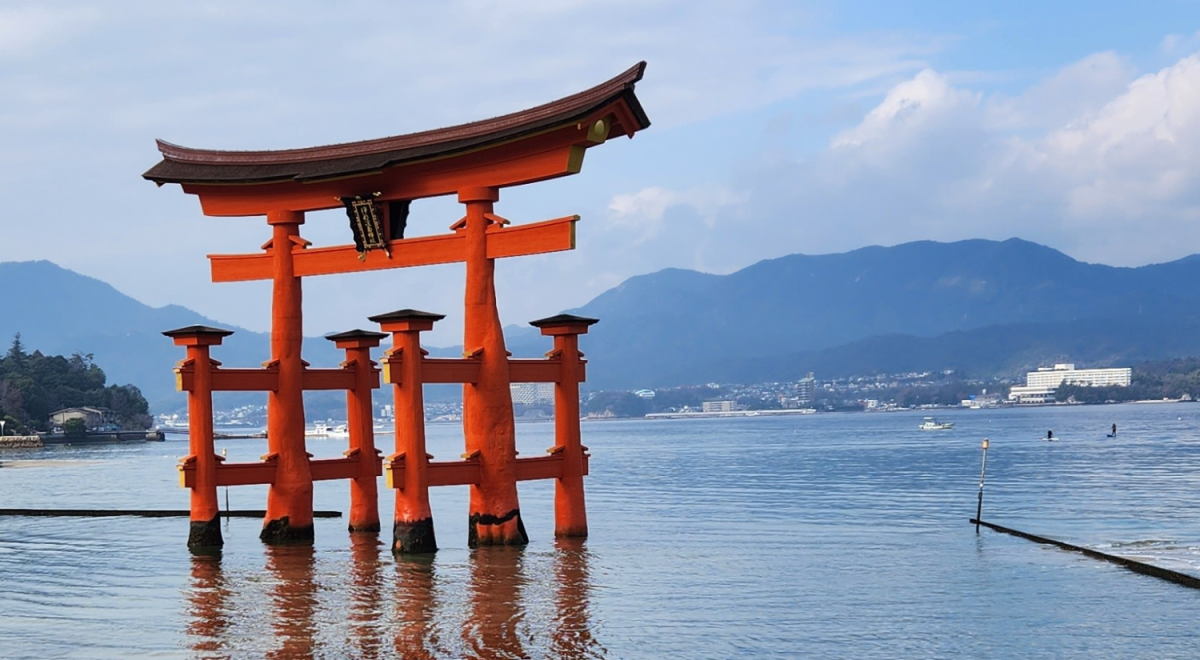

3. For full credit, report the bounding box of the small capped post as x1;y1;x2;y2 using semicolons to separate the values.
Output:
368;309;445;554
163;325;234;552
324;329;388;534
530;313;599;538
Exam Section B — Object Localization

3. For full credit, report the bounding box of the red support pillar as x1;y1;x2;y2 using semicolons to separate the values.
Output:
262;210;314;543
530;314;598;538
459;186;527;547
371;309;444;554
164;325;234;551
325;329;387;534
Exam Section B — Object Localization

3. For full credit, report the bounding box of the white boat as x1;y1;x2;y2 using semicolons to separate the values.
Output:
305;422;347;438
919;417;954;430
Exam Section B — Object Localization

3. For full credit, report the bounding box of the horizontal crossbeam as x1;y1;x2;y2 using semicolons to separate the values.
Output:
385;452;588;488
383;356;584;385
209;215;576;283
175;366;376;392
178;453;383;488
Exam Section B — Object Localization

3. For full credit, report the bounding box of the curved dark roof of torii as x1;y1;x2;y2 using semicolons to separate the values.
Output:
143;62;650;185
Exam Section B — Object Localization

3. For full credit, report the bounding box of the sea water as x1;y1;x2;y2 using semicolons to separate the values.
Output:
2;403;1200;658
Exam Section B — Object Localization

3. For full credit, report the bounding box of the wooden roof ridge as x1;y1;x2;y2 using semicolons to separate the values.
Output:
144;61;649;185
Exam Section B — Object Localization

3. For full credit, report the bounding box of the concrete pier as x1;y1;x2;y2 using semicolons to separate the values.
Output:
0;435;43;449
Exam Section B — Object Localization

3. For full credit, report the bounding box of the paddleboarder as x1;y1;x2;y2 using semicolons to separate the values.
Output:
1047;429;1054;441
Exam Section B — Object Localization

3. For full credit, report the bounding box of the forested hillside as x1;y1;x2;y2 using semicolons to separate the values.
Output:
0;335;151;433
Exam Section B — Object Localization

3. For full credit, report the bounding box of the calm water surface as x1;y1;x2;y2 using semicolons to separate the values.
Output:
3;403;1200;658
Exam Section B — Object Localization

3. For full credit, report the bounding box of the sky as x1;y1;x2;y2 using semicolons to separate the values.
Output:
3;1;1200;344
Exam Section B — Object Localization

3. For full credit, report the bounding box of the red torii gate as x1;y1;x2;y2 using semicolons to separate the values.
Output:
147;63;649;553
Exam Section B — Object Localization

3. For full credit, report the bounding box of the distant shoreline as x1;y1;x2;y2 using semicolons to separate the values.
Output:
643;408;818;420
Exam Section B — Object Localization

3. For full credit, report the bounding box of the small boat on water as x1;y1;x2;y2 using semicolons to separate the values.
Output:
305;423;349;439
919;417;954;431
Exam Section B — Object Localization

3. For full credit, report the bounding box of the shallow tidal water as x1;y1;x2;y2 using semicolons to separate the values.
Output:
3;402;1200;658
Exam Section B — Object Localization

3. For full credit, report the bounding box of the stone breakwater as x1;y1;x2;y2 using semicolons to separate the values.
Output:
0;436;43;449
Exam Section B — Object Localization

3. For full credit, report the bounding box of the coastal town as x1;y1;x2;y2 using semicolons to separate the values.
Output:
149;360;1197;431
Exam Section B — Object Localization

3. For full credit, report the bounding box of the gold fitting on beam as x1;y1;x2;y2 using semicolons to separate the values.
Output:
586;118;610;143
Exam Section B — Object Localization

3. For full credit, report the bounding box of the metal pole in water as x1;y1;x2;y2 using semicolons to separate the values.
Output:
221;447;229;520
975;438;989;534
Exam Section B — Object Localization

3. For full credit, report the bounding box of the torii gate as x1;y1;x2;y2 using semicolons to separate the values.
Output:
147;63;649;553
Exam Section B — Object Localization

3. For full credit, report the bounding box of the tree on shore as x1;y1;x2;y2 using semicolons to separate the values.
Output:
0;334;151;433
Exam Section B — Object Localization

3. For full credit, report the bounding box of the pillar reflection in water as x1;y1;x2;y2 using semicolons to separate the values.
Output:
394;553;440;659
349;534;386;658
187;553;231;658
464;547;527;659
185;541;605;659
264;545;318;660
552;539;605;659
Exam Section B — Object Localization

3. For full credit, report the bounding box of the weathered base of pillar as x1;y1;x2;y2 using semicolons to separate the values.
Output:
348;521;382;534
468;508;529;547
259;516;315;544
392;517;437;554
554;525;588;539
187;515;223;552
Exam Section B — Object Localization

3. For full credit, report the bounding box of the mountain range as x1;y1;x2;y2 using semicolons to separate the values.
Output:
0;261;342;411
4;238;1200;409
508;238;1200;387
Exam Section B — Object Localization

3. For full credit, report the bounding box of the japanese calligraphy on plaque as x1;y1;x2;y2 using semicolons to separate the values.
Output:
340;193;388;260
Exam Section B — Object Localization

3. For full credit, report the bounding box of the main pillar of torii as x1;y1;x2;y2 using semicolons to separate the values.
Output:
145;63;650;546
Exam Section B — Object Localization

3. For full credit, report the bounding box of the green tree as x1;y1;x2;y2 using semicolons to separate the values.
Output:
584;391;648;418
0;338;151;431
5;333;26;366
101;384;152;429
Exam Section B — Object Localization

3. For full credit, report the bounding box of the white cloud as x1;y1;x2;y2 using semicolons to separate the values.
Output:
590;48;1200;283
1035;53;1200;247
608;185;748;225
985;51;1138;132
605;185;749;265
831;69;980;149
820;51;1200;265
608;187;679;224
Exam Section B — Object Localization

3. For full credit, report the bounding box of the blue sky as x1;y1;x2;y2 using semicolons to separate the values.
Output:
3;1;1200;344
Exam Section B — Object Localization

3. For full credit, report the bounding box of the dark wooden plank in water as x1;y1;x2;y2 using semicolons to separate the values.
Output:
972;518;1200;589
0;509;341;518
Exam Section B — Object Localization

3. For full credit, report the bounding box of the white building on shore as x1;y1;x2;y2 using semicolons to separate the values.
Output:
1008;363;1132;404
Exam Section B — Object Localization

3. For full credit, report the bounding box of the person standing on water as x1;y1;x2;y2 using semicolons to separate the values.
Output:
1047;430;1054;441
1111;423;1117;437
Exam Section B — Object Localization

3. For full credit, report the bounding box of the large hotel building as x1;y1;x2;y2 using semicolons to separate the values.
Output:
1007;363;1132;404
